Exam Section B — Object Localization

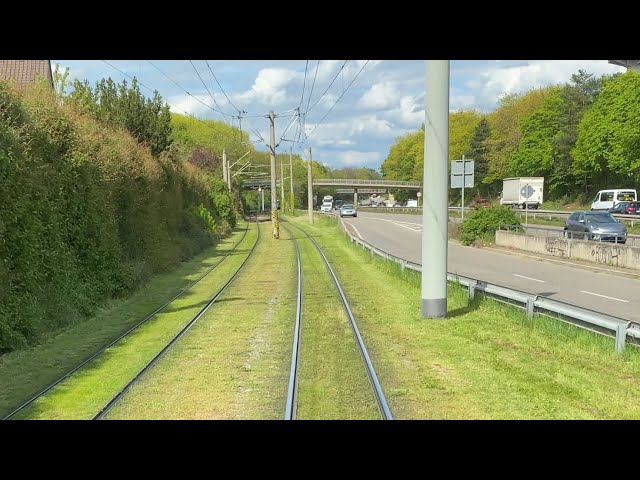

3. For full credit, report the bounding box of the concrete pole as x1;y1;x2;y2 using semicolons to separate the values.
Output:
461;154;465;222
422;60;449;319
222;149;228;185
354;188;358;207
269;111;279;239
280;159;285;213
227;152;232;192
289;146;294;213
261;188;264;212
307;147;314;224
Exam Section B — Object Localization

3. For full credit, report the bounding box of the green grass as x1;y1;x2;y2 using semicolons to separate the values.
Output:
106;222;297;419
7;223;257;420
0;223;250;418
288;224;379;420
289;215;640;419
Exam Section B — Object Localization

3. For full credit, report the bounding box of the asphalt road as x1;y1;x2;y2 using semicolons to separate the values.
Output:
340;211;640;322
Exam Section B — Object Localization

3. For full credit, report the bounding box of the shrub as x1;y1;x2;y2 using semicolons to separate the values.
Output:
459;206;521;246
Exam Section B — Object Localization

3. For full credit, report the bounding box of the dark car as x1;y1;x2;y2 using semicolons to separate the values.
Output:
608;201;640;215
335;200;344;210
563;211;627;243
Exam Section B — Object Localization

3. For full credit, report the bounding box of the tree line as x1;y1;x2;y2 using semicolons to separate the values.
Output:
381;69;640;204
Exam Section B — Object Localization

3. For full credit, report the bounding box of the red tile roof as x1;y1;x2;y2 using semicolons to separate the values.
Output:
0;60;53;89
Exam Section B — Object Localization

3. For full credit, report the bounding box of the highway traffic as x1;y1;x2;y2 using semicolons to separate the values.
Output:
341;211;640;322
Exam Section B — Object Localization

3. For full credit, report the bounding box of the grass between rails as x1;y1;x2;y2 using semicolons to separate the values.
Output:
9;223;257;420
106;222;296;420
0;223;250;418
288;214;640;419
288;224;379;420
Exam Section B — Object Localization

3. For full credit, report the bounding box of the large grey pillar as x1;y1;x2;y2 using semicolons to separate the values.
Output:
421;60;449;318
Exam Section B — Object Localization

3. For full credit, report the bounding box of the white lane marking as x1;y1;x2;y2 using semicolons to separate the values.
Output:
344;221;363;240
579;290;630;303
372;218;422;233
512;274;546;283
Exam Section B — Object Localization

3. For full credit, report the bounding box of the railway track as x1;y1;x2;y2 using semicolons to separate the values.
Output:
283;221;392;420
3;223;252;420
93;220;261;419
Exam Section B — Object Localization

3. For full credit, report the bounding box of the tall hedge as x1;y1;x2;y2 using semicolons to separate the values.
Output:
0;83;226;353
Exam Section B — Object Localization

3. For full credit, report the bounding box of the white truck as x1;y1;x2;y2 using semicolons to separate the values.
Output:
320;195;333;213
500;177;544;209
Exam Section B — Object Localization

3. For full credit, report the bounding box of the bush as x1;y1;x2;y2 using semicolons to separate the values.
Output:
0;83;220;354
459;206;521;246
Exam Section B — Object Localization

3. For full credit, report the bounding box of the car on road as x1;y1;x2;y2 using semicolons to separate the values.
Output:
469;196;490;209
335;200;344;210
339;203;357;218
563;211;627;243
608;201;640;215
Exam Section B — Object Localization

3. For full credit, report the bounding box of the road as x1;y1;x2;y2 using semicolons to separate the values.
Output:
340;211;640;322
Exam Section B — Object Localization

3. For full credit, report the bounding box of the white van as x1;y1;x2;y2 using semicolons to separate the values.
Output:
591;189;637;211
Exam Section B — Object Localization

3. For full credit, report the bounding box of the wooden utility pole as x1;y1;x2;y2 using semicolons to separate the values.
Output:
289;146;294;213
269;111;279;238
280;159;285;213
222;149;227;185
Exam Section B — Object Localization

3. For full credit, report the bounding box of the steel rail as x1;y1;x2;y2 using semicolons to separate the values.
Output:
283;225;302;420
3;224;250;420
92;221;261;420
286;220;393;420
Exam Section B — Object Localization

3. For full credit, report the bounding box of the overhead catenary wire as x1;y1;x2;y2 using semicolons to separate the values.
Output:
146;60;233;122
304;60;348;115
305;60;370;142
205;60;241;114
188;60;234;124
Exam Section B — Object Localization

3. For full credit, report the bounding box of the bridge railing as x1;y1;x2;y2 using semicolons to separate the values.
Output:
313;179;422;188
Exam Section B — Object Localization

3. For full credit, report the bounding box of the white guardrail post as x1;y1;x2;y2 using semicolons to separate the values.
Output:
335;217;638;351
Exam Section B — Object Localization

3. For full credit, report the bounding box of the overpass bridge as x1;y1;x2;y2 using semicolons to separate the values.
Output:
242;178;423;206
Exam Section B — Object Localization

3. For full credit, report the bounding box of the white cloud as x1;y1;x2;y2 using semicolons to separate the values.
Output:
167;94;217;117
359;82;400;109
335;150;382;167
462;60;626;111
236;67;301;106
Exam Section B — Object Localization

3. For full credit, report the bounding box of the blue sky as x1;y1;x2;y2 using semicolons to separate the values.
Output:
52;60;625;171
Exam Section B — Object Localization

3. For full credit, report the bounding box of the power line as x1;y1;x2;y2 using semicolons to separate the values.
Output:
102;60;223;134
188;60;234;123
146;60;232;121
205;60;241;114
298;60;309;111
304;60;348;114
305;60;370;141
305;60;320;114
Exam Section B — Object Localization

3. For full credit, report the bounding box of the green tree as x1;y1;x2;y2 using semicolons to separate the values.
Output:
68;77;173;157
465;118;491;196
484;88;552;193
573;70;640;192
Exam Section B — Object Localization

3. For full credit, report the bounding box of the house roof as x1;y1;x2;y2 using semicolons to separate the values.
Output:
0;60;54;89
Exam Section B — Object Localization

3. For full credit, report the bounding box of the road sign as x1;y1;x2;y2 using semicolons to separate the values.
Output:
521;184;534;199
450;159;474;188
417;192;422;197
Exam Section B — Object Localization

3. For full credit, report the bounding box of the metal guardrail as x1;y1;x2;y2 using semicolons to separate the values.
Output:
333;217;640;352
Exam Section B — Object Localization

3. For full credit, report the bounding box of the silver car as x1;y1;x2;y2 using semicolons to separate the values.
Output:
563;211;627;243
339;204;357;218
